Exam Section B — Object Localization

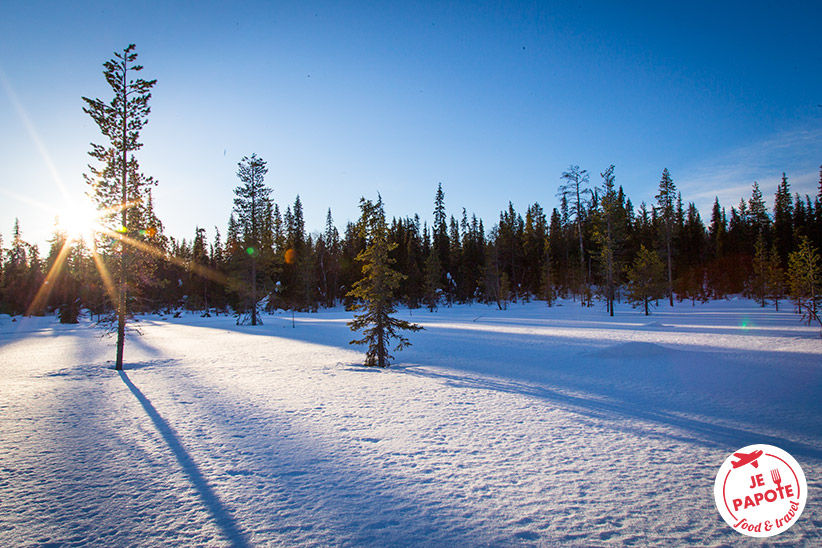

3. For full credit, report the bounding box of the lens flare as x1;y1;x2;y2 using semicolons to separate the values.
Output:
57;199;101;241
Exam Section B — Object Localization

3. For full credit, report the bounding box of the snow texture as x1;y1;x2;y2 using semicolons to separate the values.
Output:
1;299;820;546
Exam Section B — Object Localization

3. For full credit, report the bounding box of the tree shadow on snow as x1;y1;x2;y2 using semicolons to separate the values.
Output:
401;364;822;464
119;371;251;548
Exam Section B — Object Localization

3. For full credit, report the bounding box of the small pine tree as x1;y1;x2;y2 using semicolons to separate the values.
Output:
625;245;666;316
787;236;821;328
348;196;422;367
539;252;556;307
499;271;512;310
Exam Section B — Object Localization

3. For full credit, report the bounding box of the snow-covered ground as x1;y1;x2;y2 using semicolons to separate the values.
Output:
1;298;820;547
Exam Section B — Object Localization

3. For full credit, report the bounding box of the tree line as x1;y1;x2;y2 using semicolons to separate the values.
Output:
3;163;821;321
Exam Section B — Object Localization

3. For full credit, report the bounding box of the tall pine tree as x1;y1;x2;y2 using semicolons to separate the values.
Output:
82;44;157;370
232;153;271;325
655;168;677;306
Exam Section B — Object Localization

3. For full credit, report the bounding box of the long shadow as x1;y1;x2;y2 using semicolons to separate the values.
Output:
401;366;822;462
402;325;822;458
135;309;822;461
119;371;251;548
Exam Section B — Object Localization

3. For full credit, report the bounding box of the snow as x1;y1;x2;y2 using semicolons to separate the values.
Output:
1;299;821;546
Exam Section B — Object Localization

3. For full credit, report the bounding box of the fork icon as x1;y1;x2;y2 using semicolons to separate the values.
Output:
771;468;782;488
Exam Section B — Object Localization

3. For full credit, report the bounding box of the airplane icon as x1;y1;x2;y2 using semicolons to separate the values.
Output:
732;449;764;469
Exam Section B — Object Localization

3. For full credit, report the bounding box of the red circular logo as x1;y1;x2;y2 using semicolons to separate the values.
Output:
714;444;807;537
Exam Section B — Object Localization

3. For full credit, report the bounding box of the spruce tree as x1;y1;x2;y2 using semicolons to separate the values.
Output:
232;153;271;325
423;251;442;312
787;236;821;328
655;168;677;306
348;197;422;367
773;173;794;265
748;181;770;237
750;233;768;307
82;44;157;370
432;183;450;290
767;244;786;311
625;245;666;316
597;165;620;316
558;165;591;298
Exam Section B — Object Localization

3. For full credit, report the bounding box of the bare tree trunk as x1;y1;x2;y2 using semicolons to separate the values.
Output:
250;256;257;326
116;280;125;370
115;65;128;371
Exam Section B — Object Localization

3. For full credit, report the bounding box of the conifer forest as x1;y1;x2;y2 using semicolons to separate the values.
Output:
1;45;821;330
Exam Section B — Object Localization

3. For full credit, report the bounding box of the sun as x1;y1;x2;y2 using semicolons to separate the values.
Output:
56;199;101;241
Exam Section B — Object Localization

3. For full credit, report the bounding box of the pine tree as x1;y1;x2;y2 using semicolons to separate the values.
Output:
655;168;677;306
423;250;442;312
750;233;768;307
432;183;450;290
767;244;786;311
45;225;82;323
82;44;157;370
348;196;422;367
539;249;556;306
625;245;666;316
748;181;770;236
773;173;794;265
787;236;821;328
558;165;591;297
597;165;620;316
482;228;509;310
317;208;341;307
232;153;271;325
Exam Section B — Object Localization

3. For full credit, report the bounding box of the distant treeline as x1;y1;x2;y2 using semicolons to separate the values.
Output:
2;163;821;322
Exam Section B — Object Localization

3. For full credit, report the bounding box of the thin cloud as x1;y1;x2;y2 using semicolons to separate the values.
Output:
676;128;822;214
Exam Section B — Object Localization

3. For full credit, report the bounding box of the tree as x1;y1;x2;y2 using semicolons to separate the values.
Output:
655;168;676;306
422;250;442;312
348;196;422;367
317;208;341;307
749;233;768;307
625;245;666;316
767;244;786;311
597;165;621;316
558;165;591;297
748;181;770;237
432;183;450;292
44;225;83;323
773;173;793;265
787;236;821;328
82;44;157;370
232;153;271;325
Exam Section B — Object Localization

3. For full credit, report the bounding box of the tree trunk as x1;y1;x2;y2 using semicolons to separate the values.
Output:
116;282;125;370
250;256;257;326
116;63;128;371
667;235;674;307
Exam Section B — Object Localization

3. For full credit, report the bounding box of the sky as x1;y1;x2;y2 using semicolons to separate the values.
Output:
1;1;821;250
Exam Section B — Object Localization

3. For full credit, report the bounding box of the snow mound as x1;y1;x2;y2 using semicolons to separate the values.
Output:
644;321;666;327
588;341;673;359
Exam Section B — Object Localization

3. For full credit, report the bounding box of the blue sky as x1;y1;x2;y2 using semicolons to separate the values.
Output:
1;1;820;249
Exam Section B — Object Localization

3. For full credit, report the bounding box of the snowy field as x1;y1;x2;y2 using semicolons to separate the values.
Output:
1;298;821;547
